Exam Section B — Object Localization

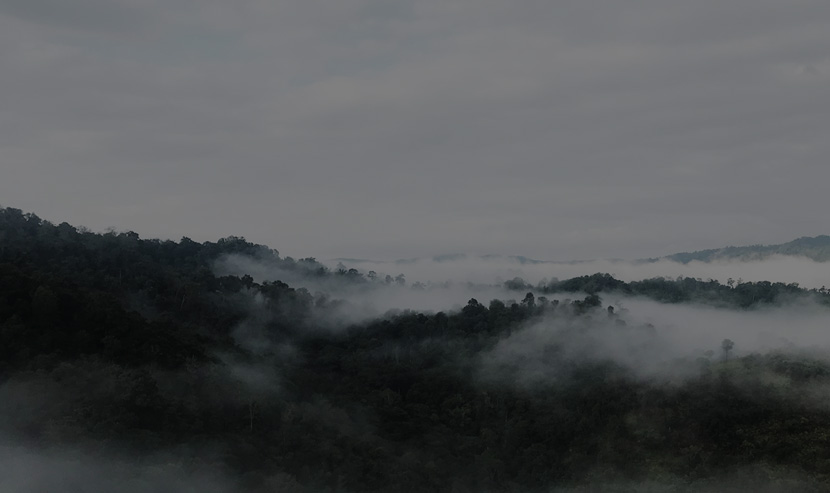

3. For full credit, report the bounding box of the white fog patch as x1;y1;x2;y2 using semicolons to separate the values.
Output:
328;255;830;290
214;255;830;330
480;297;830;386
618;297;830;355
597;256;830;290
0;442;239;493
323;283;518;322
214;253;532;326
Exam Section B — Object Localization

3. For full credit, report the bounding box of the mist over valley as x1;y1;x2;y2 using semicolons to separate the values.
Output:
3;0;830;490
3;207;830;492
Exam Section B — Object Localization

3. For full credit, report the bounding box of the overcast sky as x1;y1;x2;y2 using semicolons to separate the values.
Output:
1;1;829;261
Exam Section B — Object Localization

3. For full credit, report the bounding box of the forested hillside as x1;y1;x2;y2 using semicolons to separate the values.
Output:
3;206;830;492
663;236;830;263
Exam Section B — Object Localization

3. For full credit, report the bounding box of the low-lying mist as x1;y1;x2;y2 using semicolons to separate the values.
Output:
215;252;830;331
8;207;830;491
215;253;531;324
217;250;830;393
0;441;241;493
480;296;830;388
322;254;830;290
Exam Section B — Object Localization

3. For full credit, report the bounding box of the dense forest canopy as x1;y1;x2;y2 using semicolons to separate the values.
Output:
2;206;830;492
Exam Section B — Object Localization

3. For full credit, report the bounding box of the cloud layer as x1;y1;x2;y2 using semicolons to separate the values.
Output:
2;1;829;259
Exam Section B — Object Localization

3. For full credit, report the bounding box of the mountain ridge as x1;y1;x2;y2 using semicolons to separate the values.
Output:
662;235;830;263
333;235;830;267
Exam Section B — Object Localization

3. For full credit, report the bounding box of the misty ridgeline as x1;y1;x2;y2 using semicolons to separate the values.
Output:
4;207;830;492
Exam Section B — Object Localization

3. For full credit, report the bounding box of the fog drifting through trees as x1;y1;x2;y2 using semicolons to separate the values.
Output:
3;207;830;492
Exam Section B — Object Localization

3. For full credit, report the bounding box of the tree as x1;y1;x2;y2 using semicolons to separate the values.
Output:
721;339;735;360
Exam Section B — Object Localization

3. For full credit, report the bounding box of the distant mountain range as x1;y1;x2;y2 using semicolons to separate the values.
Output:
334;235;830;266
659;235;830;263
332;254;590;266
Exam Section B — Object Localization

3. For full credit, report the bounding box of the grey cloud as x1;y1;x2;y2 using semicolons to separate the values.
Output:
0;0;152;33
1;1;829;259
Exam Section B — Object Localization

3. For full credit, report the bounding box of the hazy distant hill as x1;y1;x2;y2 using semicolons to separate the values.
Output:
335;236;830;267
663;235;830;263
332;253;592;266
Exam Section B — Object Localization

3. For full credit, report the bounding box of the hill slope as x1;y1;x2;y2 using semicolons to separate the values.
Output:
3;206;830;492
664;235;830;263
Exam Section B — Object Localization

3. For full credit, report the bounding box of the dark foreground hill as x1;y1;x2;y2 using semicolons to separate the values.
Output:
2;206;830;492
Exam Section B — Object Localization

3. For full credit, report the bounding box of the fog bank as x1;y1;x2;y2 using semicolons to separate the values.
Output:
328;255;830;290
482;296;830;386
0;442;240;493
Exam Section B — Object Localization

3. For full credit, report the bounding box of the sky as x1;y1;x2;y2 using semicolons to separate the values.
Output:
1;0;829;261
